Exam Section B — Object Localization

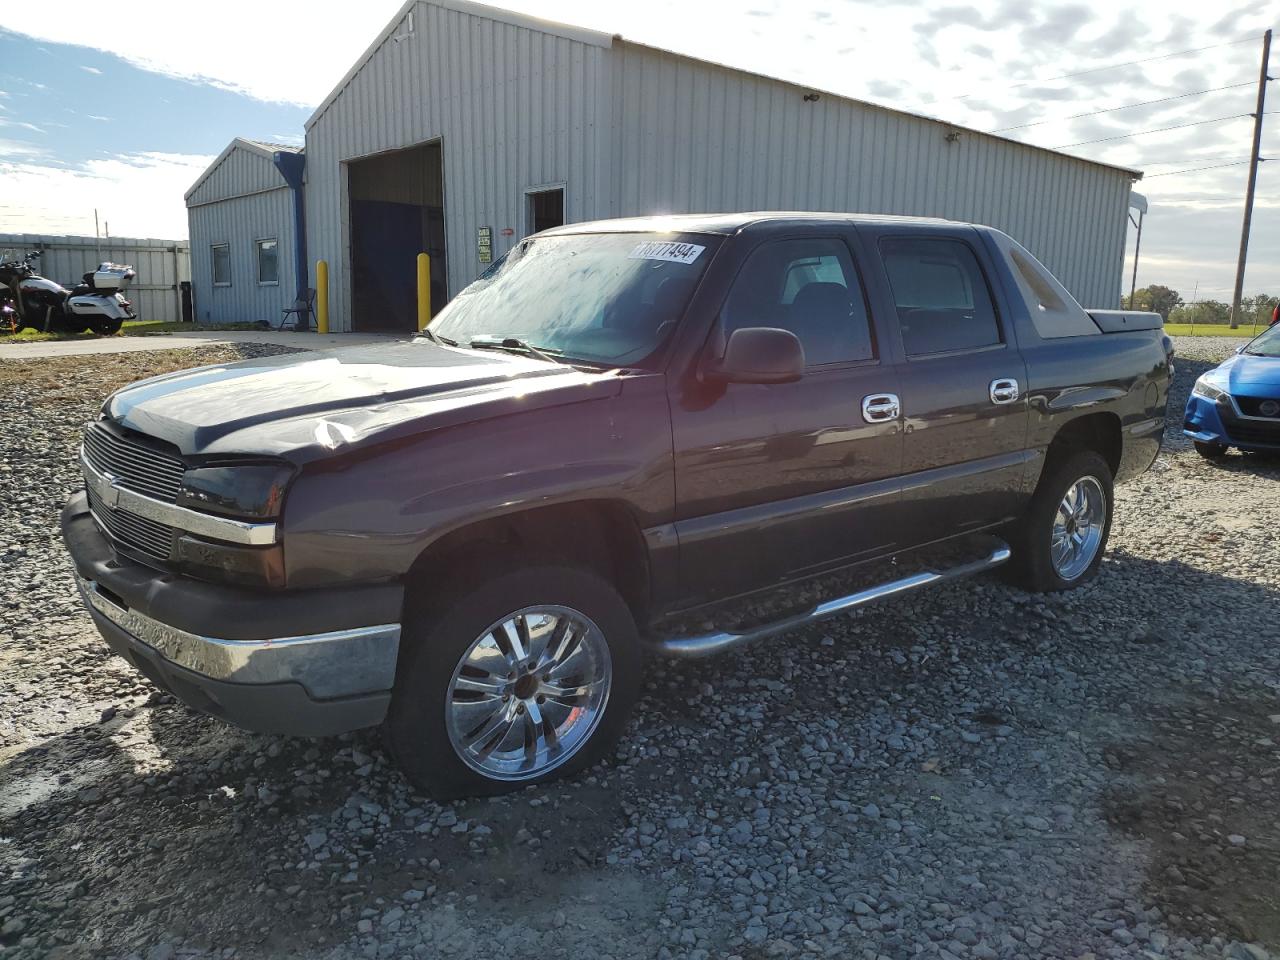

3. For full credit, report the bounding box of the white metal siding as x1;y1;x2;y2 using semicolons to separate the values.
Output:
607;44;1132;308
0;233;190;322
305;1;608;331
187;188;296;324
187;145;286;207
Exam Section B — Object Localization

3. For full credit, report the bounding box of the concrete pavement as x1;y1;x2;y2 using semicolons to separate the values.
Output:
0;329;407;360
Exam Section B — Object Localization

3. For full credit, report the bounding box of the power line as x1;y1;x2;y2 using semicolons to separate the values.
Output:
1053;113;1253;148
991;81;1256;132
1143;159;1255;178
914;35;1257;110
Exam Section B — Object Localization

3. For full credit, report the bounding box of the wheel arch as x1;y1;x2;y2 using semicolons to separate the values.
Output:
1043;411;1123;480
403;499;652;625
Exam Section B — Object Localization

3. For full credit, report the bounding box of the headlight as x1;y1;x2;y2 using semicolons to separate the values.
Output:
1192;376;1227;401
177;464;294;520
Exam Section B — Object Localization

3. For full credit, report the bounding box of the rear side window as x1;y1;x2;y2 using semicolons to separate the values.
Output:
722;238;875;365
880;238;1001;356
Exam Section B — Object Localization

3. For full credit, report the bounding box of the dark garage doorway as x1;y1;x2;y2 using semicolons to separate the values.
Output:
527;187;564;235
348;142;447;332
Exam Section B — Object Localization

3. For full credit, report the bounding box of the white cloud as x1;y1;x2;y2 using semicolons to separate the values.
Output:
0;152;212;239
0;117;45;134
79;65;101;75
0;138;47;159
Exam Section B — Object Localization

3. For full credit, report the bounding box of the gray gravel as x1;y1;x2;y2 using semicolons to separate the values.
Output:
1;337;1277;960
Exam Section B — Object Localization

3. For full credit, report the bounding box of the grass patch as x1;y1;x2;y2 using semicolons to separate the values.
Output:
2;320;265;343
1163;324;1261;338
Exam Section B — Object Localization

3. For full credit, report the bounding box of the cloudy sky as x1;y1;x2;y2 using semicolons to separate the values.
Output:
0;0;1276;305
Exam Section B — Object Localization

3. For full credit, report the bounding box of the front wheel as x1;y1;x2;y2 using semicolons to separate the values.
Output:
1193;440;1229;460
385;565;641;800
1005;449;1113;593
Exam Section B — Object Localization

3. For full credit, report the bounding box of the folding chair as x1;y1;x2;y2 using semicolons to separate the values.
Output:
278;288;317;330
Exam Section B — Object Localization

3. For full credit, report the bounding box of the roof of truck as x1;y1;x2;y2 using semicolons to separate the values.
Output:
540;211;966;237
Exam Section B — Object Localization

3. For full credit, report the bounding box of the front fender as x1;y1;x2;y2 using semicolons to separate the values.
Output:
279;376;675;588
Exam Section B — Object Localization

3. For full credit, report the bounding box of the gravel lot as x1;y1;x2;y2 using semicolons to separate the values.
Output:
1;337;1277;960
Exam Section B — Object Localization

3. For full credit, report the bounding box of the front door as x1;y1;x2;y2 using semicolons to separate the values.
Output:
669;233;904;606
857;224;1031;545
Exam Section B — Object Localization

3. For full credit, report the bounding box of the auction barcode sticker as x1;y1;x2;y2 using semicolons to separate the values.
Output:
628;241;706;264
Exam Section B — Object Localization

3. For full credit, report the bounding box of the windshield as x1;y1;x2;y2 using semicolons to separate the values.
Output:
429;232;720;366
1245;323;1280;358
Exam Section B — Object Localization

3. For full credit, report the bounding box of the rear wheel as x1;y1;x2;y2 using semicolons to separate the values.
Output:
89;318;122;335
385;565;641;800
1193;440;1229;460
1005;449;1113;593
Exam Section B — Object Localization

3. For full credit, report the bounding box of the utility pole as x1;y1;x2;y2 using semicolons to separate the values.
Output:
1229;28;1271;329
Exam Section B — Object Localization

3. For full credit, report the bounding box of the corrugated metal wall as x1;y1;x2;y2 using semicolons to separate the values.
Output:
305;1;609;331
0;233;190;322
187;188;296;325
188;144;287;206
303;1;1134;329
608;43;1131;309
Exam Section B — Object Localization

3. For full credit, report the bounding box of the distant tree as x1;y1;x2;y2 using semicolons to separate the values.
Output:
1240;294;1279;325
1127;284;1182;320
1169;300;1231;325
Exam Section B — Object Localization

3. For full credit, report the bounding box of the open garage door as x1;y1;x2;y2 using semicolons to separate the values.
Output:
348;142;447;332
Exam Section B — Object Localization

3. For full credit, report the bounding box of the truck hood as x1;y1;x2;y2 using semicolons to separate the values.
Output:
104;340;624;461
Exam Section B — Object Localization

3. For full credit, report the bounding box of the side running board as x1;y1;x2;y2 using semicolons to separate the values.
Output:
650;542;1011;659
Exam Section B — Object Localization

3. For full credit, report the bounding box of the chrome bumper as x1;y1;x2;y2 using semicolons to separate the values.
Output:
75;571;401;700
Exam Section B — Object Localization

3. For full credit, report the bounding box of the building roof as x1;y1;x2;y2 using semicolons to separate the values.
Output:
304;0;1141;181
184;137;301;203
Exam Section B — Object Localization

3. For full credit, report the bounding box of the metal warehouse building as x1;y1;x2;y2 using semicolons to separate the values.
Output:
186;139;305;325
192;0;1141;332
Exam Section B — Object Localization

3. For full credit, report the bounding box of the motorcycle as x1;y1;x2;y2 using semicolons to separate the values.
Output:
0;250;137;335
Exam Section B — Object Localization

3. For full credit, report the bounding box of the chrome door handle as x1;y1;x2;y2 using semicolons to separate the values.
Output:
862;393;900;423
989;378;1020;405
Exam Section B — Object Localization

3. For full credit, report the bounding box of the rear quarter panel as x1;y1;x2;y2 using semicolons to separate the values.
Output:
978;229;1169;485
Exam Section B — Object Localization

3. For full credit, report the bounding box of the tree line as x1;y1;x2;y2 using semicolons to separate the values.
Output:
1125;286;1279;326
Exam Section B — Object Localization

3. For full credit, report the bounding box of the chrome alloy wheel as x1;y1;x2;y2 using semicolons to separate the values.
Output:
1051;475;1106;581
445;605;612;781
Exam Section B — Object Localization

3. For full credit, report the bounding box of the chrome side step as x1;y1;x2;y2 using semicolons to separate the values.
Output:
650;542;1011;659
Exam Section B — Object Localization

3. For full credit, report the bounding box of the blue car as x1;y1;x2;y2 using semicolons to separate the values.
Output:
1184;322;1280;459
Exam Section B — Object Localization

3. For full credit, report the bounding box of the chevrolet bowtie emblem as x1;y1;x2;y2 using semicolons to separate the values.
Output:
97;471;121;509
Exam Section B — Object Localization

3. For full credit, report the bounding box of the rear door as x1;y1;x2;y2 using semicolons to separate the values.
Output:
857;223;1031;545
668;229;904;606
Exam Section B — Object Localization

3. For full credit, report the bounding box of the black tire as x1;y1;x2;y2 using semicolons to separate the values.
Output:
89;318;123;335
1004;449;1114;593
385;565;642;800
1193;440;1229;460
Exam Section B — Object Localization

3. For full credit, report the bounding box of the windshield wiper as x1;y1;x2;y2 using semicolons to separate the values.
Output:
469;336;564;366
417;328;458;346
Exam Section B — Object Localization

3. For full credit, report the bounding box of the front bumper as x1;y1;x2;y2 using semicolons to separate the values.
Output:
62;491;404;736
1184;393;1280;450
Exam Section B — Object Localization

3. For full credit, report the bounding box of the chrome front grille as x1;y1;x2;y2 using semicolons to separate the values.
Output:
82;422;185;502
86;482;175;560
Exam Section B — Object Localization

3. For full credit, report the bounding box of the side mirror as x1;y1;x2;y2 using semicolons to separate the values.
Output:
705;327;805;385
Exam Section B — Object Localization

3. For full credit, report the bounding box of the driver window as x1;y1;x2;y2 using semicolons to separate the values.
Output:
721;238;875;366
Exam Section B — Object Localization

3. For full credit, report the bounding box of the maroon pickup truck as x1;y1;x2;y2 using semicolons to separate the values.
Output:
63;213;1172;798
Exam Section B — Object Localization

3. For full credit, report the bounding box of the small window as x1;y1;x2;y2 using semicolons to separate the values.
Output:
211;243;231;287
256;238;279;285
880;238;1001;356
722;237;875;366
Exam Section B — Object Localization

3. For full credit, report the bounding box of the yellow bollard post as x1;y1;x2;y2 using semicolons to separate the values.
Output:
315;260;329;334
417;253;431;331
